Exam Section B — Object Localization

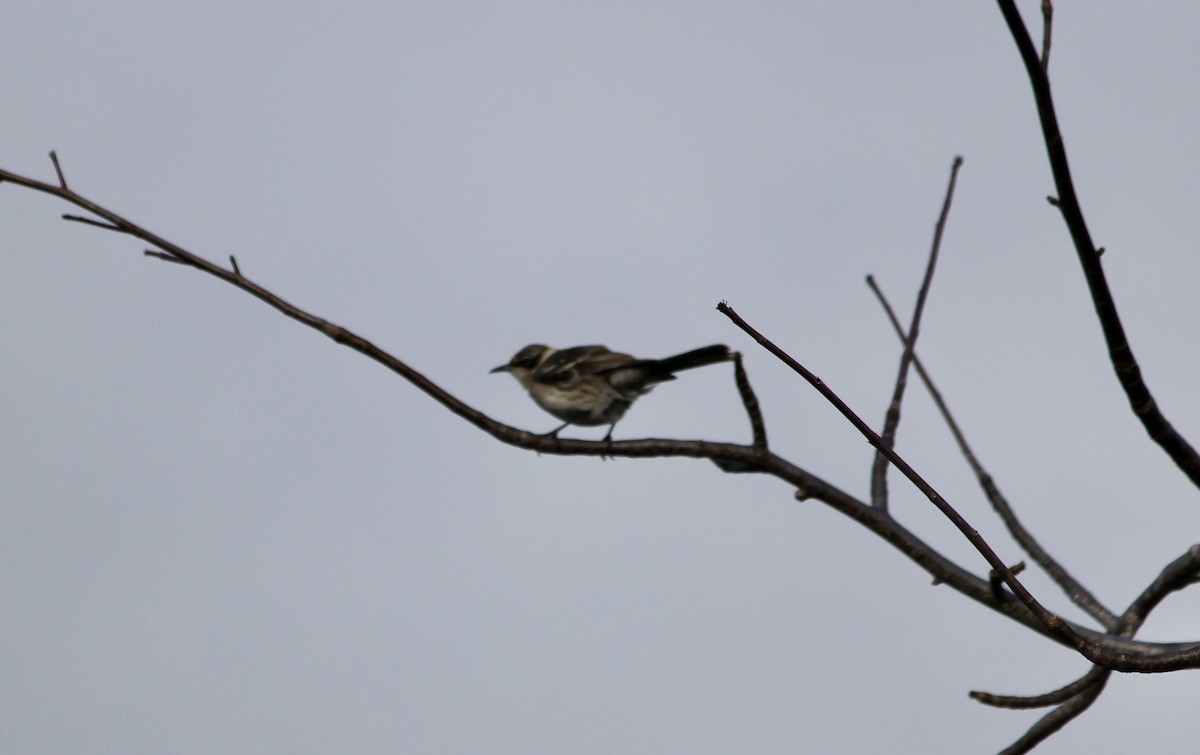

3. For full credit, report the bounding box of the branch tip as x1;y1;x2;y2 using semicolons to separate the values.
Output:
1040;0;1054;70
144;249;187;265
732;352;767;452
869;153;962;510
49;150;68;189
63;213;121;232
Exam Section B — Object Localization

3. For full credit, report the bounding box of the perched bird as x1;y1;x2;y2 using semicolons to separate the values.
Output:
491;343;732;440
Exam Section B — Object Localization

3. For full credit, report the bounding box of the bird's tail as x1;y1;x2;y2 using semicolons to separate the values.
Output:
656;344;732;375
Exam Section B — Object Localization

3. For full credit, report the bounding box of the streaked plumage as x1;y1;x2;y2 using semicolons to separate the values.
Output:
491;343;731;439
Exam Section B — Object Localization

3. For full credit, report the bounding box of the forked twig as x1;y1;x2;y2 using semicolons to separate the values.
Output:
971;547;1200;750
717;300;1200;672
866;276;1118;629
717;303;1055;621
997;674;1107;755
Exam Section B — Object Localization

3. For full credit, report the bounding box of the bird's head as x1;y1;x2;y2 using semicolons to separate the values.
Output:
490;344;555;387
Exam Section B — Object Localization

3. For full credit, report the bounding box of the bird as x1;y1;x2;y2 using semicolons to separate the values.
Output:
491;343;732;440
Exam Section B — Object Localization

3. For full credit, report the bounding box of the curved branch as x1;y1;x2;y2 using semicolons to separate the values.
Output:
996;0;1200;491
970;666;1107;709
4;156;1199;676
1120;545;1200;636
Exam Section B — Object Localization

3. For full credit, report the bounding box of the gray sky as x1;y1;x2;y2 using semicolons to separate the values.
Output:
4;2;1200;752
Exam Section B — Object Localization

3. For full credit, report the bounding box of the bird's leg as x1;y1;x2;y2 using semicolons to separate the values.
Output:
542;421;570;438
601;423;617;460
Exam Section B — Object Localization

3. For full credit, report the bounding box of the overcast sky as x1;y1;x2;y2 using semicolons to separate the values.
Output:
4;2;1200;753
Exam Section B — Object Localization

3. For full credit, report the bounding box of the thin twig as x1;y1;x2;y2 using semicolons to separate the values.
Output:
733;352;767;453
63;214;123;232
971;665;1107;709
144;249;189;265
997;672;1108;755
866;275;1118;630
1040;0;1054;70
49;150;68;189
869;155;963;511
990;561;1026;601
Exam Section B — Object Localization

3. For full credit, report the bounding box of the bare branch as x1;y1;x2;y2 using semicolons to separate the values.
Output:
717;300;1200;672
0;164;778;480
1;1;1197;746
971;666;1107;709
4;150;1200;714
867;276;1119;630
870;155;963;511
997;0;1200;493
717;302;1054;622
975;546;1199;750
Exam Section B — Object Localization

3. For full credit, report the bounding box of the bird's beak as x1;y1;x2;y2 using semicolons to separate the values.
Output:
489;364;510;374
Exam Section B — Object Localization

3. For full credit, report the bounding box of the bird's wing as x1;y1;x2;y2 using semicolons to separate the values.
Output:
534;345;618;383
